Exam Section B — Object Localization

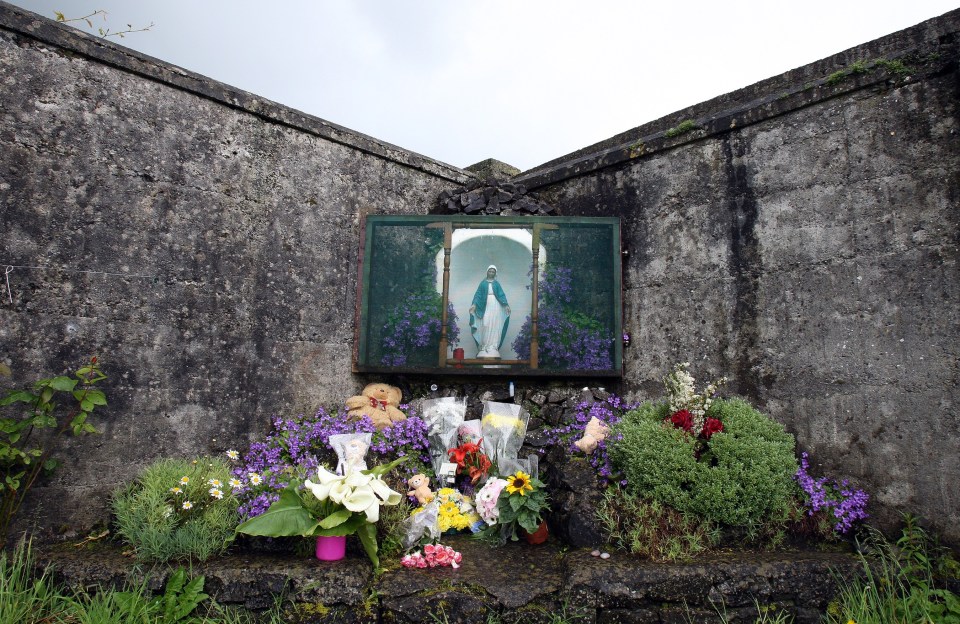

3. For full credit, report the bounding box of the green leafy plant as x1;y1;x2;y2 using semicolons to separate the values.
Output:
236;457;408;568
875;57;910;77
826;516;960;623
665;119;699;138
610;398;798;528
596;487;718;562
112;457;239;562
0;357;106;547
476;470;550;544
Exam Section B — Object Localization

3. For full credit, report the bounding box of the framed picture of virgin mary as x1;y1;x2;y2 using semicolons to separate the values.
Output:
353;215;622;377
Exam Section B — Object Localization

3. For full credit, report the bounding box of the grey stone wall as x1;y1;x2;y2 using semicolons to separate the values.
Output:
0;2;470;534
518;11;960;542
1;0;958;546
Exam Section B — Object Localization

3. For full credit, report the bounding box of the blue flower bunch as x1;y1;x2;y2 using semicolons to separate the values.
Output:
512;265;614;370
543;394;636;486
380;291;460;366
232;406;433;518
794;451;870;534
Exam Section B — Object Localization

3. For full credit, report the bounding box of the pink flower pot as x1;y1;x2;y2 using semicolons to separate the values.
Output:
315;535;346;561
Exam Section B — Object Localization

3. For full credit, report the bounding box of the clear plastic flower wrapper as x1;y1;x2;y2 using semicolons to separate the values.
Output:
328;433;372;475
458;419;482;445
502;453;539;483
420;397;466;477
480;402;529;473
399;498;440;551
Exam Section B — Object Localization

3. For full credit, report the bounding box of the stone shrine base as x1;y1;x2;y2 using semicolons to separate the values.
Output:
33;536;861;623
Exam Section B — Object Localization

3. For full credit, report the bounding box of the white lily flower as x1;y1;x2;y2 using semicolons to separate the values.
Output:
342;485;379;521
304;466;348;502
344;470;373;488
368;477;402;506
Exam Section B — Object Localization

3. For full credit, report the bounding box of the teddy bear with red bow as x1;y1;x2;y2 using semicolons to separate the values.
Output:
344;382;407;430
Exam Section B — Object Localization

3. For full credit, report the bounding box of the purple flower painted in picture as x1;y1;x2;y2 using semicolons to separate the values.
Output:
380;290;459;366
513;265;614;370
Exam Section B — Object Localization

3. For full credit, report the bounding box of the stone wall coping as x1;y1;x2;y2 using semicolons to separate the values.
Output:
34;536;862;623
516;8;960;189
0;1;474;185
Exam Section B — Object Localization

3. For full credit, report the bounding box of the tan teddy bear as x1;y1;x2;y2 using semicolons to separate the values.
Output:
344;382;406;430
573;416;611;454
406;473;435;505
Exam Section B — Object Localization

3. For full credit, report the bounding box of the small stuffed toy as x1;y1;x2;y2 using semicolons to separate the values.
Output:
407;474;434;505
345;383;407;430
573;416;611;454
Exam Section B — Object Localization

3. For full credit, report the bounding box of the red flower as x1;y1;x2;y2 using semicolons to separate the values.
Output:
701;417;724;439
448;446;467;465
467;454;492;484
668;409;693;432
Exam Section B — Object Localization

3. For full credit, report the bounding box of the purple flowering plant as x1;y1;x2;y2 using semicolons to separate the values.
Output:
513;265;614;370
794;451;869;534
380;290;460;367
542;394;637;487
232;405;433;519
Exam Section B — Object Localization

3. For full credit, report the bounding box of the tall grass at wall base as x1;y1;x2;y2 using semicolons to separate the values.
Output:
825;517;960;623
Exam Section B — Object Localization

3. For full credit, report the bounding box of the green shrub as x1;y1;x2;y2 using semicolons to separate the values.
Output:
112;457;239;562
610;398;798;527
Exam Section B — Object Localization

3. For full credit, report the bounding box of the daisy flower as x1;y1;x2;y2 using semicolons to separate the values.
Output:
182;501;194;510
248;472;262;486
209;488;224;499
169;486;182;495
207;478;222;487
228;478;242;489
179;476;190;485
226;449;239;460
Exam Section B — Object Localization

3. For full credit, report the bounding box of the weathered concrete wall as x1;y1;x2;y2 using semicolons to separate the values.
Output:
517;10;960;541
0;2;470;534
2;0;958;547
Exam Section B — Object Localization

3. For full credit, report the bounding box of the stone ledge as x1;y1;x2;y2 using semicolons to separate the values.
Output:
32;536;861;623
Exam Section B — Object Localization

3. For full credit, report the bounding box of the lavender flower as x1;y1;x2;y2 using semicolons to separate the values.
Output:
794;452;869;534
542;394;636;487
234;405;433;518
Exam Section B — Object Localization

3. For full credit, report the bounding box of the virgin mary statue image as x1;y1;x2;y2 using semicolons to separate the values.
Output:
469;265;511;359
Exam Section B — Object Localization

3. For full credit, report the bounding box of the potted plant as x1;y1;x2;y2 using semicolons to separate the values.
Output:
235;457;406;567
475;470;550;544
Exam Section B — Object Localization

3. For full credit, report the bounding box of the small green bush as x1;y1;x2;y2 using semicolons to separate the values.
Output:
610;398;798;527
112;457;239;562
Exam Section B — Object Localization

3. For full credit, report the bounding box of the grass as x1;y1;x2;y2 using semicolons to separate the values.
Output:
825;516;960;623
596;487;719;562
0;538;285;624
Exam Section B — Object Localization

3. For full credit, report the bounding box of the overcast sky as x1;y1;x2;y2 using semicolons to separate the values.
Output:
7;1;959;171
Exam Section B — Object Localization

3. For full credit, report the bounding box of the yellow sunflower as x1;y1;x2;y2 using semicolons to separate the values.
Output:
505;471;533;496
